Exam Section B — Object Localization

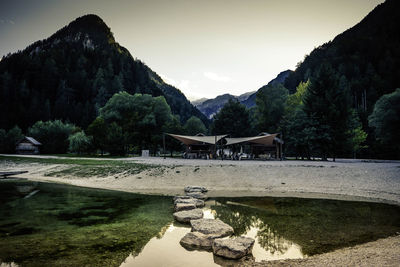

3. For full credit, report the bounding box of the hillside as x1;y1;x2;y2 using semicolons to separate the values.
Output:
284;0;400;118
194;70;291;118
0;14;208;130
241;70;292;108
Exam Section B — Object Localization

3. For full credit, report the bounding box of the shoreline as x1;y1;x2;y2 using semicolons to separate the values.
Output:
1;155;400;266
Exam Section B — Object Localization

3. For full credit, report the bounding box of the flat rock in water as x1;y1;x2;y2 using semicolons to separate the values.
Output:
185;192;208;200
212;237;255;259
173;195;192;201
213;254;255;266
180;231;215;250
174;203;196;212
174;197;205;208
184;186;208;193
173;209;204;223
190;219;234;238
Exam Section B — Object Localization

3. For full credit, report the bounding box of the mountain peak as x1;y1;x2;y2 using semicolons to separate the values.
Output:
50;14;115;47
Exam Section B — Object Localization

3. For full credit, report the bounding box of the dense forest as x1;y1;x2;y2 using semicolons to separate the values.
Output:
1;0;399;159
0;14;208;131
283;0;400;158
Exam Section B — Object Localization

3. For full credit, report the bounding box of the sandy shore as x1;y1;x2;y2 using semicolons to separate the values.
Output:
3;155;399;204
1;155;400;266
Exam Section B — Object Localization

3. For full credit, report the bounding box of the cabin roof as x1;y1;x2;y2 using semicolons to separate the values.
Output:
23;136;42;146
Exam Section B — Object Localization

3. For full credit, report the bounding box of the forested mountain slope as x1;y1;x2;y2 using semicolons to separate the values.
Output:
284;0;400;120
0;14;208;130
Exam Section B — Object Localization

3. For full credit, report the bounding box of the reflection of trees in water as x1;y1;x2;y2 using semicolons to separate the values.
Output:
212;204;254;235
212;197;400;256
212;202;292;255
256;219;293;254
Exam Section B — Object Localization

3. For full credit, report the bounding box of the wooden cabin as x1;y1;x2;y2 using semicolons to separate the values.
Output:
16;137;42;154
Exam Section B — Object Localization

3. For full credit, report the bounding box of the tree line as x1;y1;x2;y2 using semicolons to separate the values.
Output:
0;92;207;156
1;66;398;159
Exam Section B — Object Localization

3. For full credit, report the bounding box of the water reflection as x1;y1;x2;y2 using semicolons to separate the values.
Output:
120;223;219;267
213;197;400;256
122;203;304;266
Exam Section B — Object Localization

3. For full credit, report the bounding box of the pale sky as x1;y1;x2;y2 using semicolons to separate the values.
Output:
0;0;384;100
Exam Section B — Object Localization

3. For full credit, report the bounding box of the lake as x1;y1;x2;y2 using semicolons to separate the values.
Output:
1;180;399;266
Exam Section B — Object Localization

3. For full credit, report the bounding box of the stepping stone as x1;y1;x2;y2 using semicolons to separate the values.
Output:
180;231;214;250
184;186;208;193
212;236;255;259
213;254;255;266
174;203;196;212
185;192;208;200
173;195;192;201
174;197;205;208
173;209;203;223
190;219;233;238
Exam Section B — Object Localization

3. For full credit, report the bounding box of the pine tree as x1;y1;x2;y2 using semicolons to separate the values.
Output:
303;64;351;160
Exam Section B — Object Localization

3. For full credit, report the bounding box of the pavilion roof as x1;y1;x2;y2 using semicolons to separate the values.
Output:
167;133;228;145
226;133;281;146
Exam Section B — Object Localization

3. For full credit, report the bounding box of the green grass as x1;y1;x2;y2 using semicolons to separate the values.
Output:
0;155;162;178
48;153;135;158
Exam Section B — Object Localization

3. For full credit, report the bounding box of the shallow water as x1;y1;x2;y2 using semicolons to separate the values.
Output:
121;203;304;267
1;180;400;267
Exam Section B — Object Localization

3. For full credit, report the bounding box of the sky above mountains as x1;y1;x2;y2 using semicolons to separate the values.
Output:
0;0;383;100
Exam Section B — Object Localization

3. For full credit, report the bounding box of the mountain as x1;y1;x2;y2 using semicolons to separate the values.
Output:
191;98;208;107
284;0;400;117
0;14;208;130
241;70;293;108
194;94;236;119
194;70;292;119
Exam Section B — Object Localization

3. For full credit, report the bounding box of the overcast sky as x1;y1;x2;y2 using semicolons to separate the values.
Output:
0;0;384;100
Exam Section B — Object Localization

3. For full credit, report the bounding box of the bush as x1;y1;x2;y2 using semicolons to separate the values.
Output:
0;126;23;153
28;120;76;154
68;131;92;154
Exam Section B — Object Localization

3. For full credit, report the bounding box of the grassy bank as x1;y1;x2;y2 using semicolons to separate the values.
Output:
0;155;163;178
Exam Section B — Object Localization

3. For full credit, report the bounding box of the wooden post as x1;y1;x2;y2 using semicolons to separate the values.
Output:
276;143;279;160
163;133;166;159
214;135;217;160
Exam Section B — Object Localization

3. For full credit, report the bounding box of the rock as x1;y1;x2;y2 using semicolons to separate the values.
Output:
212;237;255;259
184;186;208;193
174;197;205;208
173;195;192;201
174;203;196;212
173;209;203;223
190;219;234;238
180;231;215;250
185;192;208;200
213;254;255;266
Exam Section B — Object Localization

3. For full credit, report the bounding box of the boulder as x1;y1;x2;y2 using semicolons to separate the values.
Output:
184;186;208;193
173;195;192;201
185;192;208;200
190;219;233;238
180;231;215;250
213;254;255;266
174;197;205;208
173;209;203;223
174;203;196;212
212;237;255;259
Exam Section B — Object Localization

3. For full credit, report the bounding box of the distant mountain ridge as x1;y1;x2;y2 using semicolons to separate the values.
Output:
193;70;292;119
0;14;208;130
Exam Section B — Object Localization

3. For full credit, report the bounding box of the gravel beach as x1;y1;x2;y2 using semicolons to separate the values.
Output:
1;155;400;266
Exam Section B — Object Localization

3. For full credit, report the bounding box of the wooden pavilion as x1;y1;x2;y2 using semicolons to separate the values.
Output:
166;132;283;160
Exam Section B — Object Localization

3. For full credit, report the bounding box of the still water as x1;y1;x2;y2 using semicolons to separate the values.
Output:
1;180;399;267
